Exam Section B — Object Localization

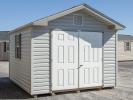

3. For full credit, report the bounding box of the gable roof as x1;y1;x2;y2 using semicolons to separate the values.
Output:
118;34;133;41
0;31;9;41
11;3;125;33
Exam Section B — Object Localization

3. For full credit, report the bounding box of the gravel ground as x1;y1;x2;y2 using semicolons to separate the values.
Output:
0;61;9;78
118;61;133;88
0;61;133;99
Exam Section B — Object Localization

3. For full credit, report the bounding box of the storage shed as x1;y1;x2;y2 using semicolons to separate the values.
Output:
9;3;125;96
118;34;133;61
0;31;9;61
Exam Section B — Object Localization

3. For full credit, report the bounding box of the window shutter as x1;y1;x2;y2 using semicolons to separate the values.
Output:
15;35;17;58
3;42;6;52
19;34;21;59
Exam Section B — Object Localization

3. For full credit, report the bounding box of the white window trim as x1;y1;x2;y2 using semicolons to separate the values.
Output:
73;14;83;26
6;42;9;51
15;34;21;59
124;41;131;51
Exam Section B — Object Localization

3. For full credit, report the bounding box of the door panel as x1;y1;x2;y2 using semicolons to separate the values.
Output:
79;32;102;87
52;31;78;90
52;31;103;90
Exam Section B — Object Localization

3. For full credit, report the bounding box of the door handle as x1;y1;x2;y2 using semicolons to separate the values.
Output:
77;65;83;69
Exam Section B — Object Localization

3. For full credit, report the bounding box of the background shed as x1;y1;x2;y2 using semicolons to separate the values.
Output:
118;34;133;61
0;31;9;61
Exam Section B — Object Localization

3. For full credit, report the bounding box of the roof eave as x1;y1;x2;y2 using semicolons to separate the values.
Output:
9;23;33;33
83;6;125;30
116;26;125;30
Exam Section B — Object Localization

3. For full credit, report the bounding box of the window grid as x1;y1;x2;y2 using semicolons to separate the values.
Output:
15;34;21;59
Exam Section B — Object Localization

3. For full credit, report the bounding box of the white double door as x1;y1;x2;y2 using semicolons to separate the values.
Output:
52;31;102;90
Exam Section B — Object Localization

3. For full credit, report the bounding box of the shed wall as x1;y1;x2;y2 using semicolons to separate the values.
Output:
31;27;50;95
48;10;116;87
48;10;107;31
0;32;9;61
10;28;32;94
31;10;116;94
0;31;9;41
103;32;116;87
0;42;9;61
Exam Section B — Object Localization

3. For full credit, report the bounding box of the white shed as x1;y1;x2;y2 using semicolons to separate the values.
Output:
9;4;125;96
0;31;9;61
118;34;133;61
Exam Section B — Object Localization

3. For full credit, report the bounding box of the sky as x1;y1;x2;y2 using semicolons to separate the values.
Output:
0;0;132;35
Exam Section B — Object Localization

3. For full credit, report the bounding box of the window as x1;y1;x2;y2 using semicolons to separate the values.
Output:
15;34;21;59
3;42;9;52
3;42;7;52
124;42;131;51
73;14;83;25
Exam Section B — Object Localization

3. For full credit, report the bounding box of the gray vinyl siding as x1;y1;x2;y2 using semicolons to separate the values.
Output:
31;27;50;95
103;32;116;87
10;28;32;94
0;31;9;61
48;10;108;31
0;31;9;41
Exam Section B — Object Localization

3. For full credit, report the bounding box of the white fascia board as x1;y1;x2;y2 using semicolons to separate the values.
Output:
83;7;125;30
33;5;84;26
10;23;33;33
